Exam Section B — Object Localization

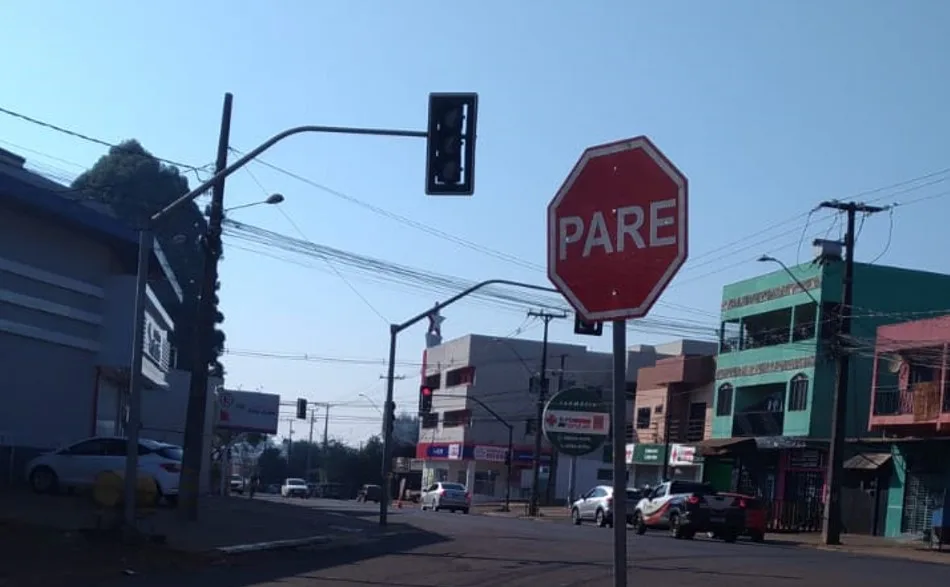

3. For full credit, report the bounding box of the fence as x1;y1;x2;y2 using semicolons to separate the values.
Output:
764;499;824;533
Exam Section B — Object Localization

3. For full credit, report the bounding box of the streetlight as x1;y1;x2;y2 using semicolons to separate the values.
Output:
359;393;383;416
757;255;820;305
224;193;285;214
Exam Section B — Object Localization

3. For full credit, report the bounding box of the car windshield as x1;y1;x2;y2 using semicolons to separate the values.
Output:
441;483;465;491
287;478;306;486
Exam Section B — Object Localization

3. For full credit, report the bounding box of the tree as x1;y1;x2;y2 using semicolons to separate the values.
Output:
392;413;419;446
71;140;226;376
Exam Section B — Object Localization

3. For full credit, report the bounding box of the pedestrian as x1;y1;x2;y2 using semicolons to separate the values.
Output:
249;473;259;499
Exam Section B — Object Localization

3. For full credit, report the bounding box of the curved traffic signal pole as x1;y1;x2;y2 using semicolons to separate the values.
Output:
123;117;427;531
379;279;560;526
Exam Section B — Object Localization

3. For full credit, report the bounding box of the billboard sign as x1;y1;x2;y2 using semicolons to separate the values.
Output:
217;389;280;434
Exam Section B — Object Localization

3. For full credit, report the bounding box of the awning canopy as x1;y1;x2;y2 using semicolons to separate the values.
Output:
843;453;892;470
694;437;758;456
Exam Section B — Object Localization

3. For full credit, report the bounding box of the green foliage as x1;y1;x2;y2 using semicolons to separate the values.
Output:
253;437;386;493
70;140;226;375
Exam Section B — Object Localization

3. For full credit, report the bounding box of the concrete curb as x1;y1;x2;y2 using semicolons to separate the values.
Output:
214;529;408;556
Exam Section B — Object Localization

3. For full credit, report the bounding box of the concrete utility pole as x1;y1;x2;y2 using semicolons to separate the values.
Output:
527;309;567;517
819;200;888;546
305;405;319;482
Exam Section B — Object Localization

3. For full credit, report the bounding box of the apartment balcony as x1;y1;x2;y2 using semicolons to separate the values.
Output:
668;418;707;443
732;411;784;437
870;382;950;430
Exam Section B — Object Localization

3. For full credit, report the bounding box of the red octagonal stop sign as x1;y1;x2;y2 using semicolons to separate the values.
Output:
547;136;688;321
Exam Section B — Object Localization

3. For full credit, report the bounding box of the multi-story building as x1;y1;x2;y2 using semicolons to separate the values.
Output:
629;339;718;487
0;148;215;489
704;244;950;520
867;315;950;538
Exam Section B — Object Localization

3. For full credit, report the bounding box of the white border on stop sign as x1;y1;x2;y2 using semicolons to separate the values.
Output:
546;135;688;322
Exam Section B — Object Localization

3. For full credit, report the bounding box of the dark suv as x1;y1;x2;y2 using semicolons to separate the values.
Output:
632;480;745;541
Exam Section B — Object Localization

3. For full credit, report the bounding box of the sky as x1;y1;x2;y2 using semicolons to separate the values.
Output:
2;1;949;446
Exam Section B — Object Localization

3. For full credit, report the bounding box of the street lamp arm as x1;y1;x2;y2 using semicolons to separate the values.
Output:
151;124;427;224
757;255;821;305
395;279;560;334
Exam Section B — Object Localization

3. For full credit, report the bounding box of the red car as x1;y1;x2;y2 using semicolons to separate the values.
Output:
709;492;766;542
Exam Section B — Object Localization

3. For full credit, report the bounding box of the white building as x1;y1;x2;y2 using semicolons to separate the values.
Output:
415;333;711;503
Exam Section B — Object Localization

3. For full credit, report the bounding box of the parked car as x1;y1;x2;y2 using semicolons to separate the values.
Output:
420;482;470;513
632;480;745;541
25;436;183;505
356;484;382;503
230;474;245;494
281;478;309;498
707;492;766;542
571;485;641;528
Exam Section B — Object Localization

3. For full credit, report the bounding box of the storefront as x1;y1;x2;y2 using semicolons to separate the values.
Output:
628;443;702;487
416;442;552;500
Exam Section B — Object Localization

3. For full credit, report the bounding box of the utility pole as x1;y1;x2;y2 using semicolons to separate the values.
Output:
285;418;296;465
178;93;233;521
305;406;318;482
527;309;566;516
819;200;887;546
546;354;568;504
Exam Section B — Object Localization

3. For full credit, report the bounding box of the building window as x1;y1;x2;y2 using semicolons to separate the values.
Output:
424;373;441;389
654;404;663;414
741;308;792;349
443;409;470;428
720;319;741;353
788;374;809;411
636;407;651;429
421;413;438;429
446;366;475;387
716;384;734;416
525;418;537;436
792;303;817;342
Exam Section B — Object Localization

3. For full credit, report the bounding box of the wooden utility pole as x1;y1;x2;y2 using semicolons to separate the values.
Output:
819;200;888;546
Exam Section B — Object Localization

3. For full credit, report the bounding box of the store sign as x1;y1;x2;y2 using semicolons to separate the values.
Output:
625;443;634;465
669;444;697;466
474;445;507;463
632;444;667;464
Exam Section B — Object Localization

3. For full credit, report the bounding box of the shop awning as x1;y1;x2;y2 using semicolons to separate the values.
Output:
843;453;892;470
694;437;758;456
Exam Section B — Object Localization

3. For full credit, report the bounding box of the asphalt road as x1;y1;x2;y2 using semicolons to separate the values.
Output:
99;497;950;587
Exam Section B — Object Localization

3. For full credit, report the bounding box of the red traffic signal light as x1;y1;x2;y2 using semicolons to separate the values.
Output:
419;385;433;414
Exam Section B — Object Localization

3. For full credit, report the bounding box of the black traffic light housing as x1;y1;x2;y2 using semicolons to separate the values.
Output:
425;92;478;196
419;385;433;414
574;314;603;337
296;398;308;420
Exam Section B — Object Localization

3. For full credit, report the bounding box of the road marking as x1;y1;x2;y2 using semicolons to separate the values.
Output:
330;526;364;533
217;535;331;554
326;511;347;517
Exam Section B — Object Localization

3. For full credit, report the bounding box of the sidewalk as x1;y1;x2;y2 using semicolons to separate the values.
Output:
765;532;950;564
475;502;569;519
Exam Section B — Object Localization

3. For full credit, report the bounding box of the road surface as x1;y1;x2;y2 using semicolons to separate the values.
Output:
101;497;949;587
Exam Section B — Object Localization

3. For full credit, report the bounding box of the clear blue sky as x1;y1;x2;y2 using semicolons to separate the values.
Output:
2;1;948;445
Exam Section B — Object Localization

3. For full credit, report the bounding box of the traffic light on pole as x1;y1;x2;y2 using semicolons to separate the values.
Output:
296;398;307;420
425;92;478;196
419;385;433;414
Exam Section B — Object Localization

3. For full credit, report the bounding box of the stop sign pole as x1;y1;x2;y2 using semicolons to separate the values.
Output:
546;136;688;587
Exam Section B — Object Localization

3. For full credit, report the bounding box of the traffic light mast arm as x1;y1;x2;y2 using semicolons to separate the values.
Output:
465;395;512;432
393;279;560;336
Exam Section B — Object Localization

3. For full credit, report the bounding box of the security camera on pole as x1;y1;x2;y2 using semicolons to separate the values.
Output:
546;136;688;587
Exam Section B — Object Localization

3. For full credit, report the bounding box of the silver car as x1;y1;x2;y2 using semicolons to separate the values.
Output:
420;482;471;513
571;485;641;527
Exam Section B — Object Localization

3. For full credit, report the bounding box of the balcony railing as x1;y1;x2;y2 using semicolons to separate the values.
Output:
874;383;949;420
732;411;784;437
668;418;707;443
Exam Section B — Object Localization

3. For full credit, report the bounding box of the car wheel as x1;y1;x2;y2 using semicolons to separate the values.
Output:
670;513;686;539
750;531;765;543
462;508;469;515
595;509;607;528
571;508;582;525
634;511;647;535
722;530;739;543
29;466;58;494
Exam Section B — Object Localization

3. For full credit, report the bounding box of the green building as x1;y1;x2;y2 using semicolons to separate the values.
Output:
702;252;950;534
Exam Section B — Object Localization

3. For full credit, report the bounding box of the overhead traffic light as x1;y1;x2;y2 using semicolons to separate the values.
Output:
425;92;478;196
419;385;433;414
573;314;603;337
296;398;308;420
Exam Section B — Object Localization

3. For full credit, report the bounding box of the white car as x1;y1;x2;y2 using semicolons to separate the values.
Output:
281;478;309;498
420;482;470;513
26;436;183;504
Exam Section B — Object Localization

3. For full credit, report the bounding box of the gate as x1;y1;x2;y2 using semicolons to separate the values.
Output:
902;472;946;536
